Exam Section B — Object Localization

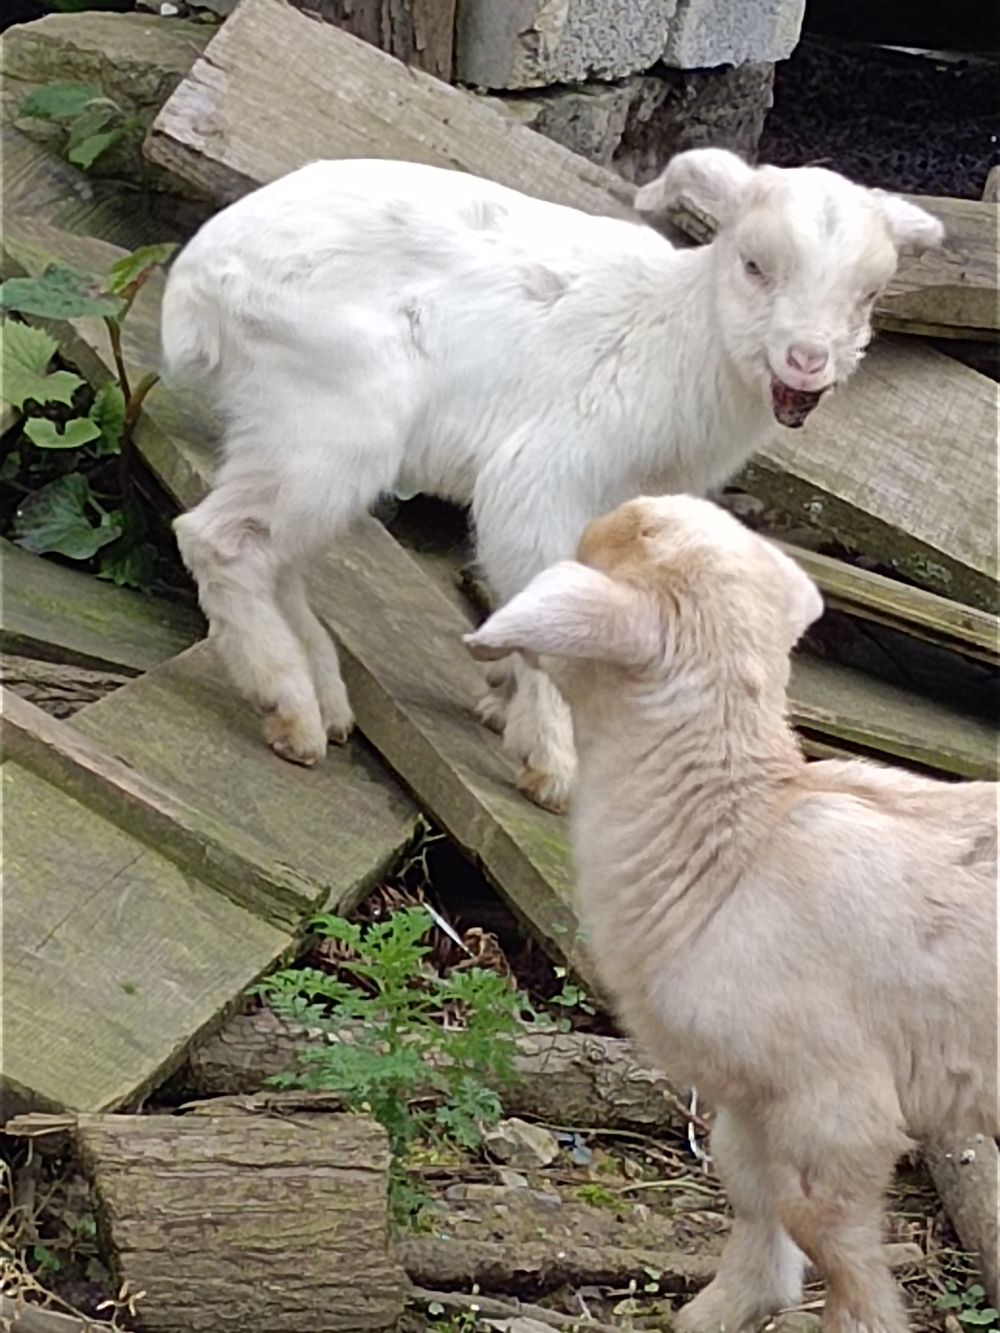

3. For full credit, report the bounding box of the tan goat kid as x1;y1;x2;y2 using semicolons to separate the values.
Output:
465;494;998;1333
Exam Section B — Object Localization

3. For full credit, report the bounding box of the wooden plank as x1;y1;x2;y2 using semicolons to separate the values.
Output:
0;758;290;1115
2;687;328;930
295;0;456;80
789;656;997;781
776;540;1000;666
876;195;999;340
666;191;999;341
72;643;418;920
1;537;203;674
739;336;999;611
144;0;636;217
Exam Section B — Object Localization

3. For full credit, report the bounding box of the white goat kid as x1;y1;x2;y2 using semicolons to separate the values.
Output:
163;152;942;811
465;494;998;1333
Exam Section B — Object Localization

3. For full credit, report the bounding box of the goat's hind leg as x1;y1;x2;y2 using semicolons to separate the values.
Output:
174;474;328;766
278;568;354;744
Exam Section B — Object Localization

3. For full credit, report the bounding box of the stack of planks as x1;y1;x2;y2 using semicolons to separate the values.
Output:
2;0;997;1122
2;1;997;1325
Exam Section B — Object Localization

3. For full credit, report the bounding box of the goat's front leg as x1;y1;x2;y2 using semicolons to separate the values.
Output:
476;656;516;735
472;452;586;814
678;1106;806;1333
502;654;576;814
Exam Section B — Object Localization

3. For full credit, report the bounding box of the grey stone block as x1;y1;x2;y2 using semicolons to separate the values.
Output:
615;62;775;184
456;0;677;91
484;64;773;183
662;0;804;68
484;81;638;166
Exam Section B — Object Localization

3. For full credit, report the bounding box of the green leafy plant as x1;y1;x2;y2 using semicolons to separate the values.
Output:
0;244;177;587
255;906;529;1224
17;83;141;172
937;1282;1000;1328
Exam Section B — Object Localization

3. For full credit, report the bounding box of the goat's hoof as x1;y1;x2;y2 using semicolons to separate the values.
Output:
323;706;355;746
517;764;570;815
263;713;328;768
476;690;508;735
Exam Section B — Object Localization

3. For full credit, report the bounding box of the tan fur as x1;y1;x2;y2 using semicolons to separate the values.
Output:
465;494;998;1333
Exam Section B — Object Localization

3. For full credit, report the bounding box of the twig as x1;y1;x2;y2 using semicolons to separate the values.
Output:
409;1286;627;1331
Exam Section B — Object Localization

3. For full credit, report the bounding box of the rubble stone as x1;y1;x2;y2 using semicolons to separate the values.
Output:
456;0;676;91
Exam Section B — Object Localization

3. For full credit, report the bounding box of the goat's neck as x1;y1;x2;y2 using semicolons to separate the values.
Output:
623;245;769;489
573;671;804;939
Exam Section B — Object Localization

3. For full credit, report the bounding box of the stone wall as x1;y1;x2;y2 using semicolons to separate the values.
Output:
457;0;800;182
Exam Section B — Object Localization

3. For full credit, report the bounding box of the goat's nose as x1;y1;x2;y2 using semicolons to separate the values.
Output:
786;342;829;375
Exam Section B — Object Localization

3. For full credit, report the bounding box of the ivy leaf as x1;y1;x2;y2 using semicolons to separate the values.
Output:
99;539;156;590
90;381;126;455
0;265;123;321
65;100;117;148
959;1312;1000;1327
13;473;122;559
0;320;85;410
67;126;127;170
24;416;102;449
106;243;179;298
18;82;101;122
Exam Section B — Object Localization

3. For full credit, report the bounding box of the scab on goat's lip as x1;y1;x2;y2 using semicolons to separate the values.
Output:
770;373;828;429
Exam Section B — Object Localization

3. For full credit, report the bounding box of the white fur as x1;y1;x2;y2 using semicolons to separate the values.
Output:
466;493;998;1332
163;153;942;805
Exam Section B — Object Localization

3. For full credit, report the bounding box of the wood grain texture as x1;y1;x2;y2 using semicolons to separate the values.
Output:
75;1109;405;1331
144;0;636;217
741;336;998;610
181;1006;684;1127
925;1135;1000;1305
0;653;129;717
0;759;288;1115
777;540;1000;665
1;538;202;675
292;0;456;79
667;193;999;340
2;687;329;930
789;655;997;780
73;643;417;922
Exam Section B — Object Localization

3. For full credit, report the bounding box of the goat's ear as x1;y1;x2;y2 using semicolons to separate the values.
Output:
464;561;660;668
635;148;755;228
871;190;944;256
764;544;824;646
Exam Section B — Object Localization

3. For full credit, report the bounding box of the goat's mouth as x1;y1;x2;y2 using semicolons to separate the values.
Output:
769;375;828;429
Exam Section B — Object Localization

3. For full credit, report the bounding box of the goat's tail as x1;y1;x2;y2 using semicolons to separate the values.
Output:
160;258;223;382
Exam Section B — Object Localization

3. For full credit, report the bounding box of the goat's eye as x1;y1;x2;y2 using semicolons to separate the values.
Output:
864;289;879;304
743;258;764;279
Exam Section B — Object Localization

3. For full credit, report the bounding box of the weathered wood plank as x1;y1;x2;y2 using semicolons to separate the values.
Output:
2;687;328;930
0;758;290;1115
666;191;999;341
144;0;636;216
789;656;996;780
1;537;202;674
293;0;456;80
73;643;418;918
74;1109;405;1332
739;335;999;610
776;541;1000;666
139;0;998;609
1;652;129;717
